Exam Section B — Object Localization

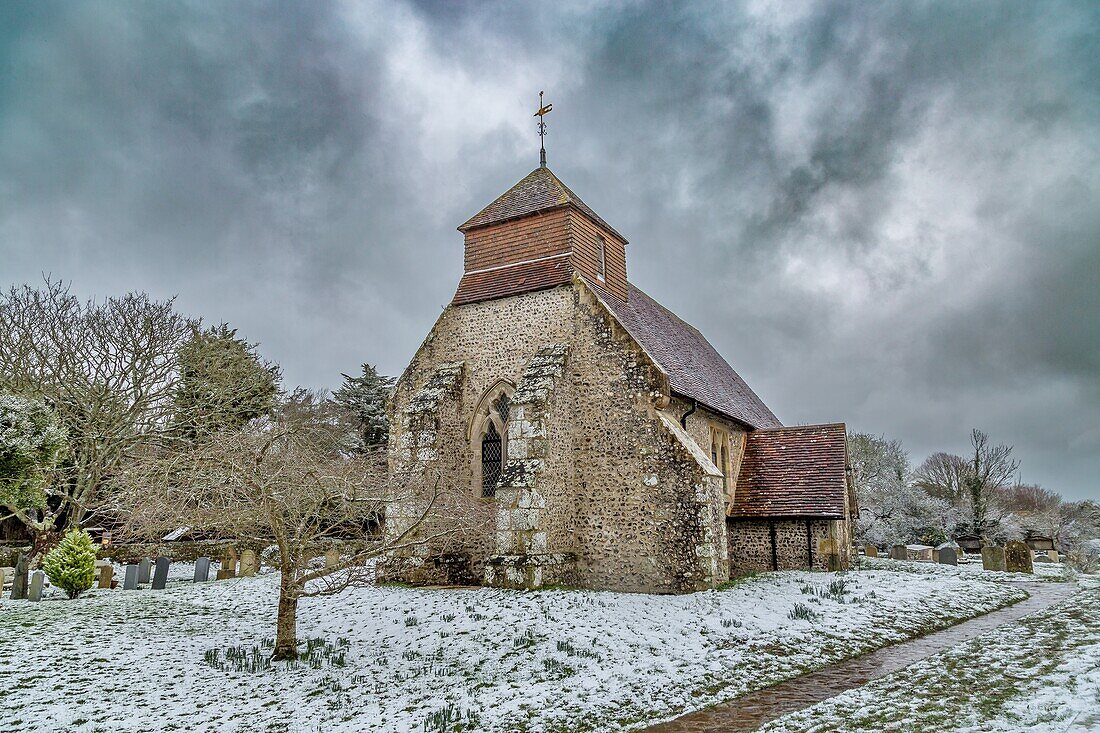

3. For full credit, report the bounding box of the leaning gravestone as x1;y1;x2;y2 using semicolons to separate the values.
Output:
28;570;45;602
890;544;908;561
98;565;113;589
324;548;340;569
152;557;170;590
194;557;211;583
864;545;878;558
123;564;139;590
982;545;1007;572
938;547;958;566
239;549;257;577
137;558;152;585
1005;540;1033;574
10;553;29;600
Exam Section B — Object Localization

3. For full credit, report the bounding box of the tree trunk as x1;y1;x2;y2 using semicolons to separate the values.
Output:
272;579;299;661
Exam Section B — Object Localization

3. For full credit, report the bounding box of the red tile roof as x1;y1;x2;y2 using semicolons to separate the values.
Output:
452;256;572;306
583;276;781;430
729;423;849;519
458;166;627;243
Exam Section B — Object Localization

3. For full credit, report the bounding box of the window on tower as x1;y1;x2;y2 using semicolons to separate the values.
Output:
596;234;607;281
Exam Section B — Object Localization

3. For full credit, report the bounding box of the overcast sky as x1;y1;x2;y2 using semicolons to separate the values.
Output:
1;1;1097;500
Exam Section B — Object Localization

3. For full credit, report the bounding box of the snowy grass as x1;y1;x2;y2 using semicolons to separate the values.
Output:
0;563;1029;733
758;577;1100;733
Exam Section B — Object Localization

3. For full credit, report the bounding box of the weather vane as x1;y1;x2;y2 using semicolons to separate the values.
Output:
534;90;553;167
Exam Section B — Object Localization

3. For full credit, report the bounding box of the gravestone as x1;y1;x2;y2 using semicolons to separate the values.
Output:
325;548;340;569
137;558;152;585
220;547;238;579
938;547;958;566
890;544;907;561
152;557;170;590
194;557;211;583
864;545;878;558
10;553;29;600
123;564;139;590
981;545;1006;572
1005;540;1033;574
1;567;13;588
1049;550;1060;563
239;550;257;577
98;565;114;589
28;570;45;602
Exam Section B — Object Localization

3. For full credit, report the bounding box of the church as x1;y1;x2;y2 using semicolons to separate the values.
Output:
386;156;854;593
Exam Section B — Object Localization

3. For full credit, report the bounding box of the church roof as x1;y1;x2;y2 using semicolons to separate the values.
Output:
583;276;782;430
729;424;849;519
459;166;626;242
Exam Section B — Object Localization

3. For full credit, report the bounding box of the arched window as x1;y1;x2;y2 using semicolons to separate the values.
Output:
481;422;502;496
470;381;514;498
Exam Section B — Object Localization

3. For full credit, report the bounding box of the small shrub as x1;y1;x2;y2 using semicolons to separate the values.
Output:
42;528;97;599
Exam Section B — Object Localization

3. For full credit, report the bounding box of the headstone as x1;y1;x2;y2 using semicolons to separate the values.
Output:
1049;550;1060;563
864;545;878;558
193;557;211;583
220;547;238;578
1005;540;1033;574
890;544;907;561
1;566;14;587
137;558;152;585
981;545;1007;572
938;547;958;566
216;568;229;581
123;564;139;590
932;549;940;563
152;557;169;590
325;548;340;569
28;570;45;602
98;565;114;589
10;553;28;600
239;549;257;577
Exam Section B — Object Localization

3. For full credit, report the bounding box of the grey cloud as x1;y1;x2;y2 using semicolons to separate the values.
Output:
1;0;1097;499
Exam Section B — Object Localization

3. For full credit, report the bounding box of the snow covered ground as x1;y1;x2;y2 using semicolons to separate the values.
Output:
759;575;1100;733
1;562;1029;733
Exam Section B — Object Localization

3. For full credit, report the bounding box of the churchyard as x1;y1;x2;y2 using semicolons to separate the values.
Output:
2;552;1093;733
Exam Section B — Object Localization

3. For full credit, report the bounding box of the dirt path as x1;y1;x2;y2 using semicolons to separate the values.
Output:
643;581;1079;733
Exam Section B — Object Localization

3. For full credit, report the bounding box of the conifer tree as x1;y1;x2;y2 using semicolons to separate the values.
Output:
42;528;97;599
332;363;395;451
173;324;281;440
0;393;68;513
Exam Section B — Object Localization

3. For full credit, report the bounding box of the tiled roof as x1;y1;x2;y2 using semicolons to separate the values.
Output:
729;424;849;519
452;257;572;306
583;276;781;430
459;166;626;242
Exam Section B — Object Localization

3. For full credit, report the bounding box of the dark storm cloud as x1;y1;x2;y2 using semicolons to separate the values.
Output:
1;1;1098;499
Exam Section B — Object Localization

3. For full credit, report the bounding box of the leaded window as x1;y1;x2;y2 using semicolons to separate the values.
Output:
481;422;502;497
493;393;510;423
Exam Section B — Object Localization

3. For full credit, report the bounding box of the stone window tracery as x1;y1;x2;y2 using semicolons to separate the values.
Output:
470;381;514;498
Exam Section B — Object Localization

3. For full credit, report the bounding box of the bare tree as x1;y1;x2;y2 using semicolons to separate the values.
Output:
0;279;194;553
109;397;482;660
913;452;969;505
964;429;1019;538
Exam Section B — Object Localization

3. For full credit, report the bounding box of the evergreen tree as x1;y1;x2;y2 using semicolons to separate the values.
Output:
332;363;395;451
0;393;68;513
42;528;97;599
173;324;281;439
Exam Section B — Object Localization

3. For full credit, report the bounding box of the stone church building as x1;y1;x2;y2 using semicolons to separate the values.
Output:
387;163;854;593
